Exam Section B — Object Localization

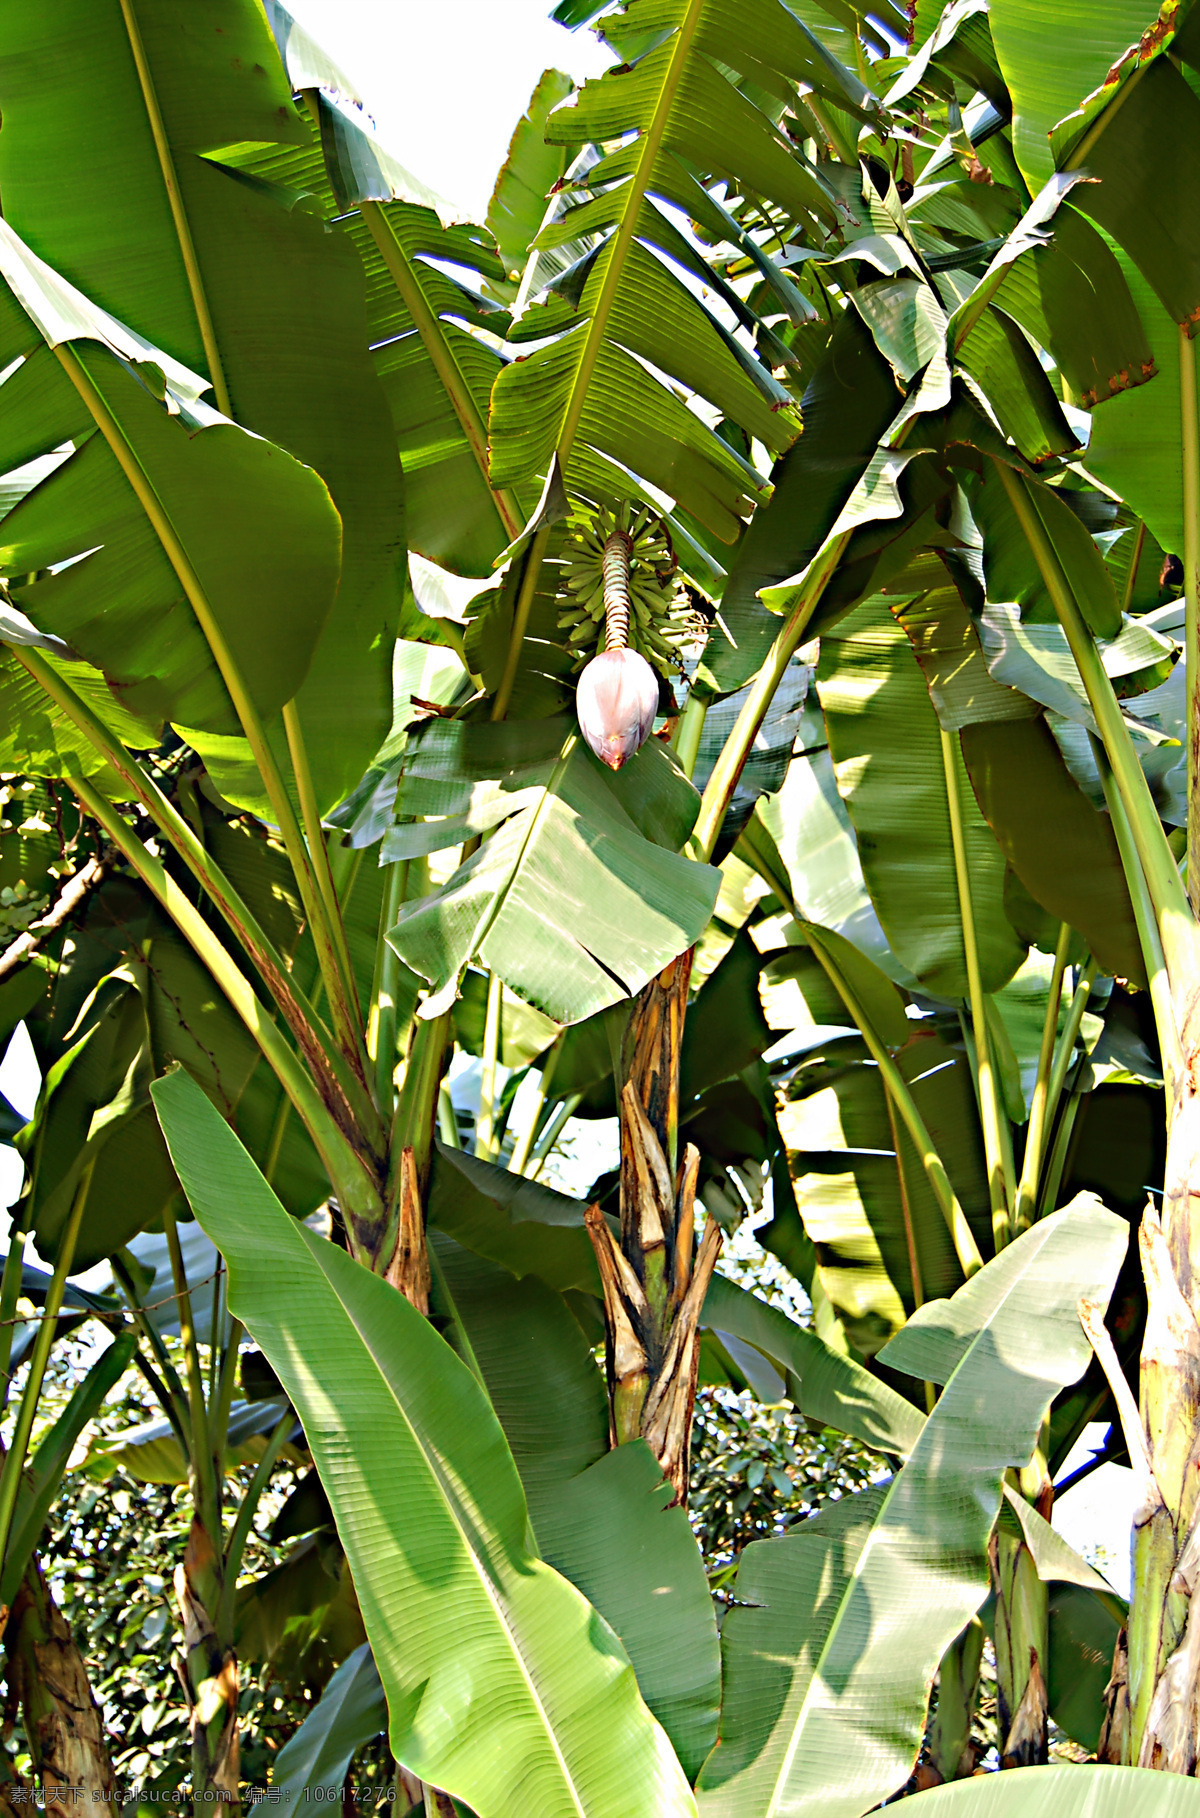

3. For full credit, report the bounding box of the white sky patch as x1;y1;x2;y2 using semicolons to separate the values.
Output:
283;0;615;221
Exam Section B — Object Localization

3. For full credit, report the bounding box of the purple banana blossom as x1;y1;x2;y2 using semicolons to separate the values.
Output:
576;645;659;770
574;526;659;768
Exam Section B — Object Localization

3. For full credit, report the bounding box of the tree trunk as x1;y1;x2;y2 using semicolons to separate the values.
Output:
586;953;722;1502
5;1558;116;1809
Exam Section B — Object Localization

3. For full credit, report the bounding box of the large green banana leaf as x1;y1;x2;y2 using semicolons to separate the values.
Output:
251;4;527;576
17;968;180;1268
988;0;1156;187
487;0;854;540
1047;1580;1123;1754
974;608;1174;736
953;299;1078;464
0;0;405;803
758;935;907;1057
884;564;1145;982
0;225;341;736
816;597;1027;998
970;460;1123;641
1052;51;1200;333
428;1143;603;1293
358;197;514;576
989;200;1154;411
552;0;908;54
314;136;519;576
1087;249;1199;559
690;312;898;689
701;1274;923;1456
963;715;1146;983
745;729;912;984
435;1238;720;1783
695;1196;1128;1816
904;1764;1200;1813
387;729;720;1023
853;254;1076;466
153;1067;696;1818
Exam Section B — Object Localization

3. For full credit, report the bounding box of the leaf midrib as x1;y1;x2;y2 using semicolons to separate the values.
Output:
466;732;580;962
117;0;233;418
555;0;707;469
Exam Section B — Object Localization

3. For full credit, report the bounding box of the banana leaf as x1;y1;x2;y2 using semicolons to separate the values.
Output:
0;648;160;786
695;1196;1128;1816
778;1028;991;1353
703;310;899;693
489;0;852;542
427;1143;923;1457
488;69;576;288
816;597;1027;998
0;232;341;737
434;1237;720;1783
901;1764;1200;1813
0;0;406;804
82;1395;297;1485
1087;249;1199;560
1058;58;1200;331
990;202;1154;410
153;1066;696;1818
987;0;1157;187
387;733;719;1024
962;715;1145;985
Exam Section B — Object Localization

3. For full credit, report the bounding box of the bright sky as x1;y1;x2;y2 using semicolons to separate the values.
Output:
286;0;614;220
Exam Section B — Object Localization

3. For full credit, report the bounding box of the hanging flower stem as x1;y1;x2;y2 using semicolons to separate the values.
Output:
603;531;634;650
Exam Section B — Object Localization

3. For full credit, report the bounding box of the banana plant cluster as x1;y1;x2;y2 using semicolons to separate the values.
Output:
3;0;1200;1812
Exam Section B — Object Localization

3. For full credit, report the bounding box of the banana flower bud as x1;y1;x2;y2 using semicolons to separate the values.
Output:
576;646;658;770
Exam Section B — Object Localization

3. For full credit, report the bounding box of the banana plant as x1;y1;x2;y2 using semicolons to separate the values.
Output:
5;0;1200;1809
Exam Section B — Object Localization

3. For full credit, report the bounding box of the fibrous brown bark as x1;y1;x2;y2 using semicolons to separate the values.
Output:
5;1558;116;1809
385;1146;431;1314
586;953;722;1502
1098;1628;1130;1765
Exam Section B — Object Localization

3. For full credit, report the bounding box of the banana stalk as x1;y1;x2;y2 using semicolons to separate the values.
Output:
381;1011;453;1308
928;1617;985;1782
991;1529;1050;1766
174;1516;239;1809
5;1559;117;1809
992;1439;1054;1768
